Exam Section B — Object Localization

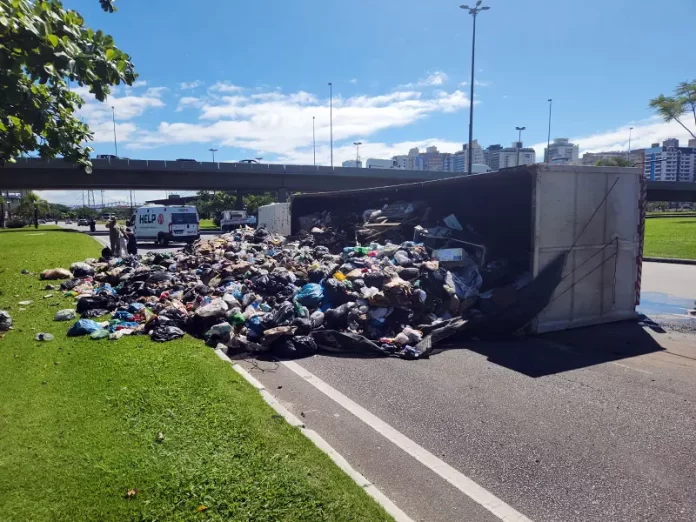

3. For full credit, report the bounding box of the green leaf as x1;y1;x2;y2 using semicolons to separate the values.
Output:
105;48;115;60
47;34;59;47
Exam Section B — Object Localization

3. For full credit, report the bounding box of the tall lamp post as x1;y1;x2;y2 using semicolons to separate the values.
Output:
353;141;362;168
328;82;334;167
546;99;553;163
111;106;118;156
209;148;218;162
312;116;316;166
628;127;634;162
460;1;490;176
515;126;526;166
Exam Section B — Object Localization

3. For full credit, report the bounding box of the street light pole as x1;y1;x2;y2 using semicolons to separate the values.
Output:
209;148;218;162
628;127;634;161
515;126;526;166
460;1;490;176
312;116;316;166
546;99;553;163
353;141;362;167
328;82;334;167
111;106;118;156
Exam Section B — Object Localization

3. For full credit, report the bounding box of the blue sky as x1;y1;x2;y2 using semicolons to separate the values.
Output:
40;0;696;205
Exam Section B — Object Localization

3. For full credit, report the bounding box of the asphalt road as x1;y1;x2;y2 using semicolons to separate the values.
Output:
63;222;696;521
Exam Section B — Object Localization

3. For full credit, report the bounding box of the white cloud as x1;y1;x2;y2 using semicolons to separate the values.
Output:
128;88;470;156
422;71;448;86
176;96;204;111
350;78;358;85
529;115;695;159
130;80;148;88
180;80;203;90
209;82;243;93
474;80;491;87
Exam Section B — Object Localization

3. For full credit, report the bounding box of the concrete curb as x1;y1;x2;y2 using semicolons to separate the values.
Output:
213;349;414;522
644;257;696;266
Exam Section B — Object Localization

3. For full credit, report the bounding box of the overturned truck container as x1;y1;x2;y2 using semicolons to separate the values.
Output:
291;164;644;334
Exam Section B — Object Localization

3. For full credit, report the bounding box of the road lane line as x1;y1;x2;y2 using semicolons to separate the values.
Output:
283;360;534;522
213;350;415;522
611;362;652;374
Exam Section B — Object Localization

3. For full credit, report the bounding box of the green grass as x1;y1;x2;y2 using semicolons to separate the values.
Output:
0;229;391;522
644;217;696;260
199;219;218;230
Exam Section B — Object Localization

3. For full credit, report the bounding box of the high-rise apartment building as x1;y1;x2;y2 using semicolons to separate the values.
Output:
581;150;644;166
498;142;536;168
484;144;503;171
544;138;580;165
643;139;696;182
452;140;485;173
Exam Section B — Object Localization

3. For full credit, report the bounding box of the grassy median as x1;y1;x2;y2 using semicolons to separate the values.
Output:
0;228;391;521
644;217;696;260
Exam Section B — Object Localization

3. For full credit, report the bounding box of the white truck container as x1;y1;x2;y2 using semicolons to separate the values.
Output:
365;158;401;169
258;203;291;236
289;165;644;333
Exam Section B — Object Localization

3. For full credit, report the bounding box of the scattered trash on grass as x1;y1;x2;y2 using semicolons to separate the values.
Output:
0;311;12;331
34;333;54;342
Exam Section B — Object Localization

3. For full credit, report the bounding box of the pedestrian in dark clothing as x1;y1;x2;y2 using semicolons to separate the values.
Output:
125;228;138;256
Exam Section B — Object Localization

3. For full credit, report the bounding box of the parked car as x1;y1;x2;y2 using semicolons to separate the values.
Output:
78;218;89;226
65;219;73;224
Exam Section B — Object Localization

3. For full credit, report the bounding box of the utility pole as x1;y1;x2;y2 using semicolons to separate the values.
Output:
460;1;490;176
628;127;634;162
313;116;316;166
515;126;526;166
209;148;218;162
546;99;553;163
328;82;334;167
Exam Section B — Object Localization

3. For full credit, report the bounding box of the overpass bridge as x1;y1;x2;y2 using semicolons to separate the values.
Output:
1;158;695;202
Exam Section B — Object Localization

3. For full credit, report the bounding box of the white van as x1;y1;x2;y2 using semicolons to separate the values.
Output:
128;204;200;245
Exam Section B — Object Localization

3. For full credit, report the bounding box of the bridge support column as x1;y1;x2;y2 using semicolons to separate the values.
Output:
278;187;289;202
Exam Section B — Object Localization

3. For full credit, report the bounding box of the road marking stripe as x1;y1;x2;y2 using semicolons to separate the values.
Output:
611;362;652;375
213;350;415;522
283;360;534;522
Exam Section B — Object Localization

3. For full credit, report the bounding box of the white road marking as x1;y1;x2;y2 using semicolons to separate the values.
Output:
611;362;652;375
213;350;415;522
283;361;534;522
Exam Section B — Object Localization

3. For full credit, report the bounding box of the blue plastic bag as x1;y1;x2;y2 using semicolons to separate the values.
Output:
246;315;265;341
67;319;104;337
128;303;145;313
113;310;135;322
294;283;323;308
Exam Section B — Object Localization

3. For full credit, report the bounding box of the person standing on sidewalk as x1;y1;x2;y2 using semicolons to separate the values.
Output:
106;217;121;256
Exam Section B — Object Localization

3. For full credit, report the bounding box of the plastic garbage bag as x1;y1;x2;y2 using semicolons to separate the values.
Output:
70;262;95;277
444;266;482;300
0;311;13;331
67;319;104;337
113;311;135;322
77;295;116;313
54;309;76;321
40;268;72;280
195;298;228;318
270;335;318;358
128;302;146;313
35;332;54;341
90;330;110;340
81;308;110;319
151;326;185;342
295;283;323;308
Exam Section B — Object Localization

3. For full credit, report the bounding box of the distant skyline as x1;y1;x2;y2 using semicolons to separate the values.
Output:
36;0;696;204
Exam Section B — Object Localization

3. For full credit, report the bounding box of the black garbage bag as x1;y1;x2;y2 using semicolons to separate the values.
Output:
151;326;185;342
81;308;110;318
308;268;327;283
270;335;318;359
347;307;364;331
291;317;312;335
147;271;172;284
322;278;351;305
253;227;270;243
76;295;117;313
324;302;356;330
310;330;389;357
60;279;81;291
159;308;189;330
363;272;385;289
270;301;295;327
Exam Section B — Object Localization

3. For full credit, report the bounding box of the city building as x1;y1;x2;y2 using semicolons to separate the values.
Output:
341;159;362;168
484;144;503;171
643;139;696;182
452;140;485;173
498;142;536;169
581;150;644;166
544;138;580;165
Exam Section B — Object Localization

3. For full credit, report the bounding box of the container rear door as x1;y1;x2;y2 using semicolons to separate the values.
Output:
532;166;641;333
171;209;198;236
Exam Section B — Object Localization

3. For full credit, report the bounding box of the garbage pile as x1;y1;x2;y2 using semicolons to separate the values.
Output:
41;206;565;359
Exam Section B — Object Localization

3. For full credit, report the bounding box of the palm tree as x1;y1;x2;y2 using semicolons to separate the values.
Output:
16;192;50;224
649;80;696;140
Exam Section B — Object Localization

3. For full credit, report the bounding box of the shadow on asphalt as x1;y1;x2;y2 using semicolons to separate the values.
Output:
456;321;664;378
